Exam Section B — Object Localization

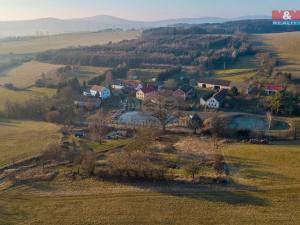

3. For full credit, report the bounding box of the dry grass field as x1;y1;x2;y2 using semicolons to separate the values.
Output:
259;32;300;79
0;30;141;55
0;120;61;167
214;69;257;82
0;60;62;88
0;140;299;225
0;87;56;111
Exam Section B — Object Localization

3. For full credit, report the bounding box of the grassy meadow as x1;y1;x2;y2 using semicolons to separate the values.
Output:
214;69;257;82
0;141;299;225
0;87;56;111
259;32;300;79
0;31;141;55
0;120;61;167
0;60;62;88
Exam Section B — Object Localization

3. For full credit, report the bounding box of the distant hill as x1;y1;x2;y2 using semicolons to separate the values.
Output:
143;19;300;36
0;15;270;38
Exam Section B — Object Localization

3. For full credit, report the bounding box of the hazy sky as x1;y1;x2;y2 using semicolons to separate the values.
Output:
0;0;300;21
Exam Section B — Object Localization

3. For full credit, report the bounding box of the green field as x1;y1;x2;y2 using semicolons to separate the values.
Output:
0;141;299;225
0;120;61;167
0;31;141;55
0;87;56;111
0;61;62;88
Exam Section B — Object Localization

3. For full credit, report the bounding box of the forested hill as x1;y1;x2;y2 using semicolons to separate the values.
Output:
143;20;300;36
36;19;300;69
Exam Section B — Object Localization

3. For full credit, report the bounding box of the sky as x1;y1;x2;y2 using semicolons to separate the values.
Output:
0;0;300;21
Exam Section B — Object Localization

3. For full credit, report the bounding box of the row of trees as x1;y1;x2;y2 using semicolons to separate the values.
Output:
36;32;250;68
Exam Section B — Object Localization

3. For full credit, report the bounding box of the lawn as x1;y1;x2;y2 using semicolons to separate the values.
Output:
0;120;61;167
0;87;56;111
0;141;299;225
0;60;62;88
0;30;141;55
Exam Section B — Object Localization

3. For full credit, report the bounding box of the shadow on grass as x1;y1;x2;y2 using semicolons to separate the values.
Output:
6;180;55;194
97;177;269;206
0;118;21;127
226;155;296;183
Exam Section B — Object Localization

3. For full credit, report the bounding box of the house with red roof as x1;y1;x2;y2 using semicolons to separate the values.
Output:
173;85;195;101
265;84;285;95
136;84;158;101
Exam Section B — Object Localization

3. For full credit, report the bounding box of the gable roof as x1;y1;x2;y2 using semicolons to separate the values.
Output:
112;79;124;86
123;80;141;88
266;84;284;92
212;89;228;102
178;85;194;93
140;84;157;94
198;78;231;87
91;85;107;92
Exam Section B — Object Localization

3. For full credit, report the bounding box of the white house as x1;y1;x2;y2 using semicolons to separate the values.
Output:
200;89;228;109
111;79;125;90
89;85;111;100
198;78;231;91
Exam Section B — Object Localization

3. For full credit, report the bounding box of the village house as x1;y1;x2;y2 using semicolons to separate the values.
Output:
265;84;285;95
173;85;195;101
74;96;101;110
111;79;125;90
123;80;143;90
198;78;231;91
136;84;157;101
200;89;228;109
87;85;111;100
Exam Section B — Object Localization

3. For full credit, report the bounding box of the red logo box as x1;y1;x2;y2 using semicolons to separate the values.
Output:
272;10;300;20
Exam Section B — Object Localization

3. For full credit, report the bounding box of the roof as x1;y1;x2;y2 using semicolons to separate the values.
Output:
140;84;157;94
178;85;194;93
123;80;141;87
266;84;284;92
112;79;124;86
198;78;231;87
91;85;106;92
212;89;228;102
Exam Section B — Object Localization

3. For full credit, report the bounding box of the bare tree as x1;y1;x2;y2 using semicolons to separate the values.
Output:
127;128;158;153
88;110;110;144
184;161;203;182
143;93;178;132
80;151;96;176
266;111;273;131
188;114;203;134
40;143;63;168
103;70;113;87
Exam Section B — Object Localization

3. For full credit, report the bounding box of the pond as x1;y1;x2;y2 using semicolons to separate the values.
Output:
228;115;290;131
118;111;159;125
